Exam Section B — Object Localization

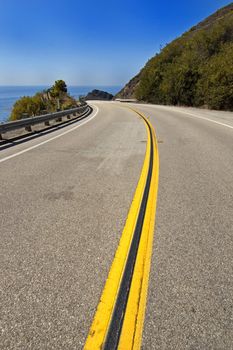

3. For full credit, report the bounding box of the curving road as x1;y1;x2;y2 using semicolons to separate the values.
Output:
1;101;233;349
126;103;233;350
0;104;146;349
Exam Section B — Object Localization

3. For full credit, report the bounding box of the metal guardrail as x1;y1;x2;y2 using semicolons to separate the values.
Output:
0;104;90;137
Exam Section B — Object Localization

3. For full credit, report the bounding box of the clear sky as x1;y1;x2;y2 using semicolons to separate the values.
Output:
0;0;231;86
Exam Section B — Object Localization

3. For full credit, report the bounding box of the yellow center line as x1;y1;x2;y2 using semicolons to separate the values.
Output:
84;107;159;350
118;108;159;350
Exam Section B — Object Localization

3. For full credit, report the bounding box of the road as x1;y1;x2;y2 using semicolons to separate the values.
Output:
0;104;146;349
1;101;233;349
127;103;233;350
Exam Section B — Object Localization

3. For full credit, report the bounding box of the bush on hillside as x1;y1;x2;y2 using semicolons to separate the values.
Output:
10;94;46;121
135;10;233;111
10;80;77;120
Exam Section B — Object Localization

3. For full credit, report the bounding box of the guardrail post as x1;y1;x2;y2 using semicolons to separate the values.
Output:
67;115;71;119
44;121;50;126
56;117;62;122
25;126;32;132
0;133;3;140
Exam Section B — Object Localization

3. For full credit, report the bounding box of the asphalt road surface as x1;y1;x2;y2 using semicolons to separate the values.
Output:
0;104;146;349
1;101;233;349
127;103;233;350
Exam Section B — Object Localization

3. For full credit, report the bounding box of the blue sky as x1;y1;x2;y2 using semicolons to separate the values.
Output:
0;0;231;86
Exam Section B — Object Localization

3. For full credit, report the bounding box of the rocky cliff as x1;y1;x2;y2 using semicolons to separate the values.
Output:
85;89;113;101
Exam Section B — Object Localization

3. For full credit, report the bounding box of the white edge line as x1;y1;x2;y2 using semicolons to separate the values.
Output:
174;110;233;130
0;105;99;164
140;104;233;130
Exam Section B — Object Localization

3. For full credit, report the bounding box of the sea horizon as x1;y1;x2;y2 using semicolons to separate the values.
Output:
0;85;122;123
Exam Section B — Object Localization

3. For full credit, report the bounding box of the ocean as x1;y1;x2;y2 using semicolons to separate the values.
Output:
0;85;121;123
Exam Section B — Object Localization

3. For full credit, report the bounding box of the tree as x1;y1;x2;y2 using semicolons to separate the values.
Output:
49;80;67;98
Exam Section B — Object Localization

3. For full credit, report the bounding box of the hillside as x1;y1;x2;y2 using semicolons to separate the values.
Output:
116;3;233;110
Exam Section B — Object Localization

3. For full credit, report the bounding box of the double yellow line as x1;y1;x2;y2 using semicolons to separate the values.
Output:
84;108;159;350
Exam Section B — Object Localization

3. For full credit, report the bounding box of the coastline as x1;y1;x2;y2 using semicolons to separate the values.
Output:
0;85;121;123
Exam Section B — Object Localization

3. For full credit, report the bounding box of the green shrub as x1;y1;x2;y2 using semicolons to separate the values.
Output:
135;9;233;111
10;80;77;120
